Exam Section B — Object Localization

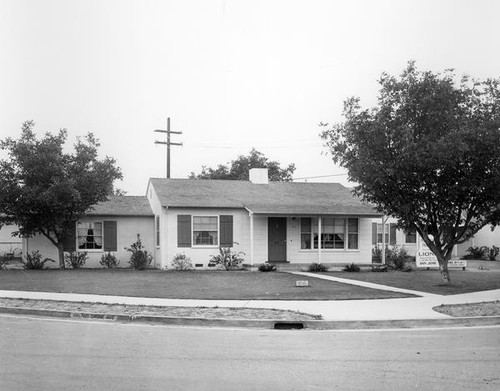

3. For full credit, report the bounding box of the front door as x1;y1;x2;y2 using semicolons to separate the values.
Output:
268;217;287;262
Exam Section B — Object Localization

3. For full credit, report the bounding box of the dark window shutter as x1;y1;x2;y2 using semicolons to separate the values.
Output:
220;215;233;247
389;223;397;245
177;215;191;247
62;221;76;252
372;223;377;245
103;221;117;251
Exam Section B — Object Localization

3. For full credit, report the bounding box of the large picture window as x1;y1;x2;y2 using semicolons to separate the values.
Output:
193;216;218;246
77;222;103;250
301;218;358;250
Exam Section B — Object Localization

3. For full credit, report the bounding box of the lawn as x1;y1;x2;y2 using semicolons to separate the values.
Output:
325;269;500;295
0;269;414;300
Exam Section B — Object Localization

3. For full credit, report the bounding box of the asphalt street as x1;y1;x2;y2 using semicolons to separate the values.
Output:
1;314;499;390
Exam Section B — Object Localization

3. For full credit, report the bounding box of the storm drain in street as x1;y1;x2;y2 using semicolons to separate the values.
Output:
274;322;305;330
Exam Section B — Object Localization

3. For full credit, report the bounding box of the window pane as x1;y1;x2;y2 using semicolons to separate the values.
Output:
77;222;103;250
348;233;358;249
322;233;334;248
405;230;416;243
334;233;345;248
301;233;311;249
322;218;334;234
348;218;358;233
334;218;345;233
301;218;311;233
193;216;218;246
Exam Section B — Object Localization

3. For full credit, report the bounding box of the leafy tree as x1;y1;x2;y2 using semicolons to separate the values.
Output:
0;121;122;269
189;148;296;182
321;62;500;283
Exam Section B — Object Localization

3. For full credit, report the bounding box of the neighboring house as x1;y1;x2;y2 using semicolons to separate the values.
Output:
148;168;382;269
23;196;155;268
456;226;500;257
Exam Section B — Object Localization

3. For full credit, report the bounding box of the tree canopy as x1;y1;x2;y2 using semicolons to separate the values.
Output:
321;62;500;282
189;148;296;182
0;121;123;269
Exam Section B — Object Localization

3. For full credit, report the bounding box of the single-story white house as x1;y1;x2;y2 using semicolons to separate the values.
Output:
22;168;385;268
147;168;382;269
23;196;155;268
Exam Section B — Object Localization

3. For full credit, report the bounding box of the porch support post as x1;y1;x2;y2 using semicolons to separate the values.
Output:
381;216;389;264
318;216;322;263
248;210;254;267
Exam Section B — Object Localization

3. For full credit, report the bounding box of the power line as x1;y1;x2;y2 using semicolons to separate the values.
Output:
292;173;348;181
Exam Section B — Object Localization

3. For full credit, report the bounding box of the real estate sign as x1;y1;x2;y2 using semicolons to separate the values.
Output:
416;239;438;267
416;238;467;268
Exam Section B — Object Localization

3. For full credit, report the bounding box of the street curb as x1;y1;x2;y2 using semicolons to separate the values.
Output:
1;306;500;330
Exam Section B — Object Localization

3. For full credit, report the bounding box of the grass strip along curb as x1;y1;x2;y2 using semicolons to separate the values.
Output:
1;306;500;330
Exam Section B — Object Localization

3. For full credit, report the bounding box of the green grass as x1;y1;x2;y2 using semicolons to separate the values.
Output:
0;269;414;300
326;269;500;295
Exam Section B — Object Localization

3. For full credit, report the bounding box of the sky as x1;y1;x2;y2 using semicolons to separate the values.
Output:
1;0;500;195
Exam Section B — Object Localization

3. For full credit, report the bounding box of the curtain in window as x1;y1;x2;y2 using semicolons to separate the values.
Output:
93;223;103;247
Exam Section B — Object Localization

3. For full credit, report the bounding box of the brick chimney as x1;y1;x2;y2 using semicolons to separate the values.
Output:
249;168;269;184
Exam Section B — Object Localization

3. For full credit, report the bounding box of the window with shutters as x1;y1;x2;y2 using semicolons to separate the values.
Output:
70;220;117;252
375;223;396;245
193;216;219;246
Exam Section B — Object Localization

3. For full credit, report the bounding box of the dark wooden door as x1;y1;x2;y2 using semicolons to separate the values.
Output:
268;217;287;262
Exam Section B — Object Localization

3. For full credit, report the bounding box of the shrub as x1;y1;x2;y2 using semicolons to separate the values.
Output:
486;246;499;261
65;252;88;269
386;245;410;271
342;263;360;272
125;234;153;270
371;264;388;272
258;262;277;272
208;247;245;270
307;262;328;272
467;246;487;260
23;250;55;270
171;253;193;270
100;252;120;268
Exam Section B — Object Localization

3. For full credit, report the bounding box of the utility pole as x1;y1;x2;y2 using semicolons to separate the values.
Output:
154;117;183;178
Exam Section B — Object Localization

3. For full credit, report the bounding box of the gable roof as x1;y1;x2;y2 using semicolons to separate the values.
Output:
87;196;153;216
149;178;381;216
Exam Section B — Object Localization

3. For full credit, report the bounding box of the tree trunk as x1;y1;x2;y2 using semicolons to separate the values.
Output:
57;242;65;270
438;261;450;283
436;252;451;284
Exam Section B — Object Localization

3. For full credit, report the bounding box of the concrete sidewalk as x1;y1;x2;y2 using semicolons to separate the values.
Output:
0;285;499;322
